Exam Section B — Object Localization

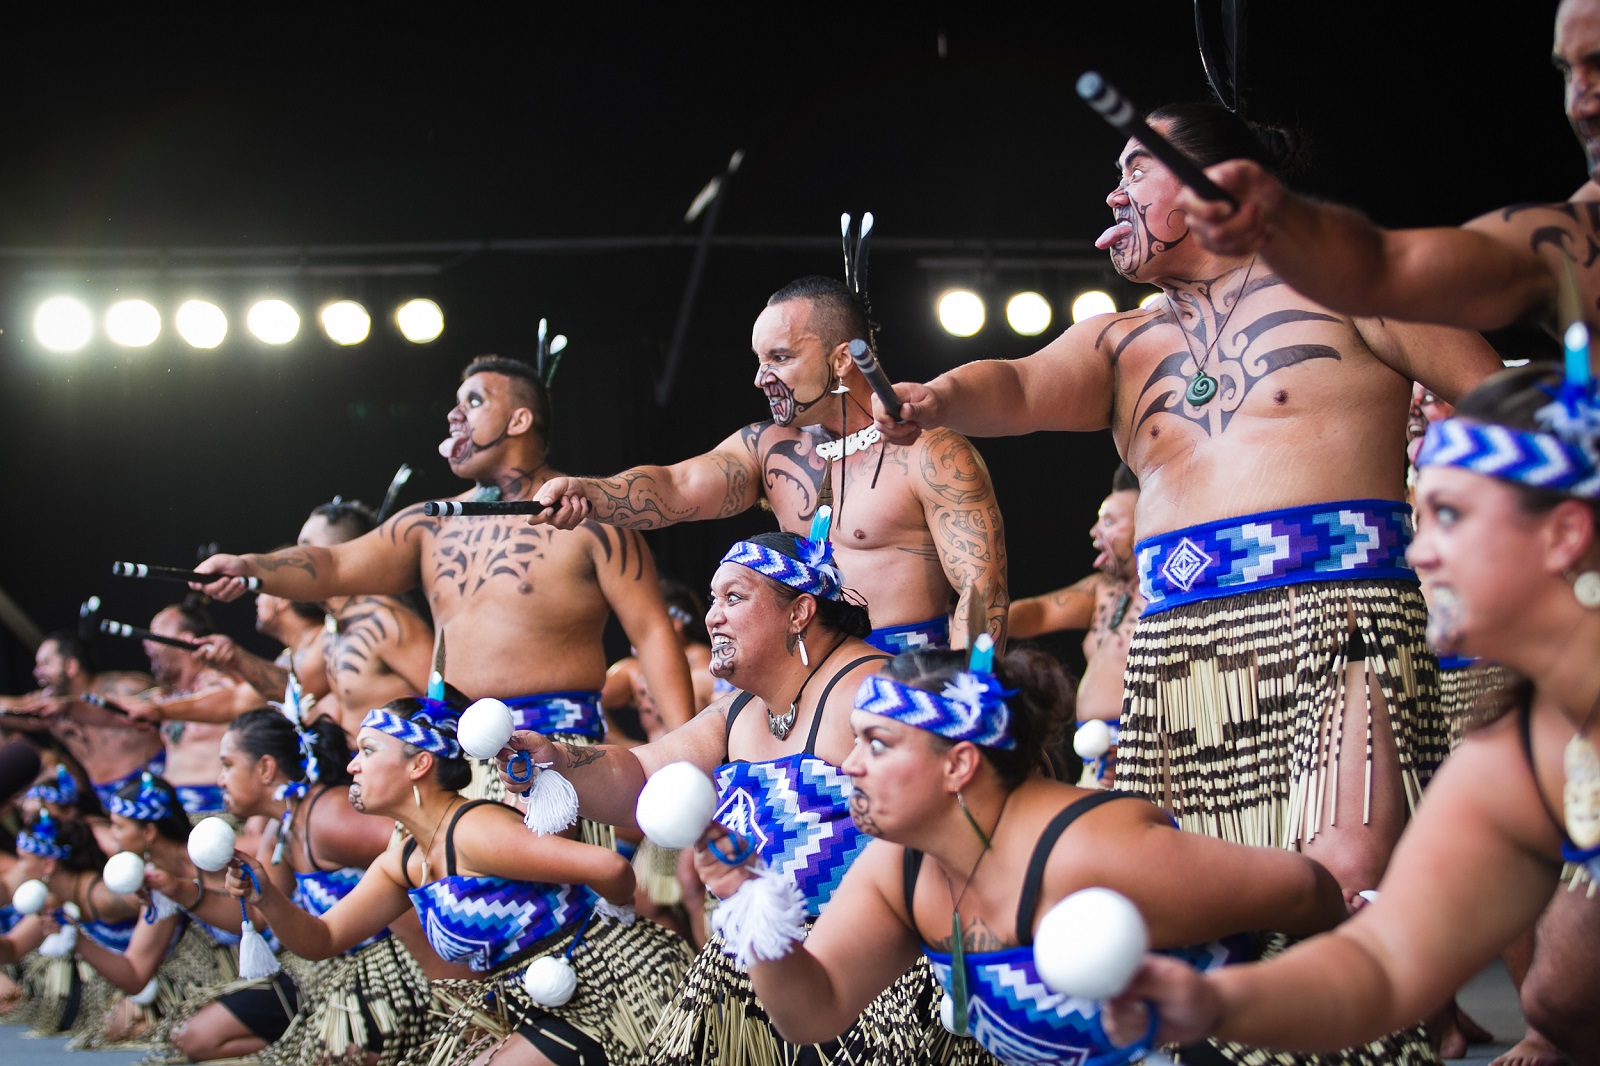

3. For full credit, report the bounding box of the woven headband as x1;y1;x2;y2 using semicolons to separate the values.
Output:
106;771;173;822
18;811;71;860
1416;418;1600;498
852;635;1016;749
721;506;843;601
361;704;461;760
27;766;78;806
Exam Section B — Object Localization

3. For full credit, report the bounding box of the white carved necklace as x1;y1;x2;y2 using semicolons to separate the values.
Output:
815;426;882;461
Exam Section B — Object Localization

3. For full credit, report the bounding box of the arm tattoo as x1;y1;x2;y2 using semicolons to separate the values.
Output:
254;549;318;579
1507;201;1600;269
580;524;648;581
558;743;607;770
920;433;1009;645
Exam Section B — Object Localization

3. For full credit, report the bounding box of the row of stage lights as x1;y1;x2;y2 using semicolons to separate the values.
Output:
29;296;447;353
935;288;1163;338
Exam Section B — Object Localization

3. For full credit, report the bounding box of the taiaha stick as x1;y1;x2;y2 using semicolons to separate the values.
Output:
99;619;203;651
848;339;903;424
1076;72;1238;208
422;500;549;517
112;562;260;592
80;692;133;718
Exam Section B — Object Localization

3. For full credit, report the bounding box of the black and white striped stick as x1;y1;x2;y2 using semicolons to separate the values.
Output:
1076;72;1237;207
99;619;203;651
112;562;260;592
422;500;549;517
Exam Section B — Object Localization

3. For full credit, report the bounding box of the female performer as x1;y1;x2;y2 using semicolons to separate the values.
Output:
1111;364;1600;1061
227;694;690;1066
215;708;431;1065
498;520;989;1064
701;644;1349;1066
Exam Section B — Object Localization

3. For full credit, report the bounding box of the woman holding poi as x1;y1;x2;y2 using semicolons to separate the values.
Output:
91;771;292;1062
2;808;130;1036
1109;363;1600;1062
212;708;431;1065
226;694;690;1066
496;512;992;1064
697;642;1351;1066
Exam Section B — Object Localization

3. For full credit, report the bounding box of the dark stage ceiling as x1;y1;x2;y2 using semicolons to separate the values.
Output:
0;4;1578;683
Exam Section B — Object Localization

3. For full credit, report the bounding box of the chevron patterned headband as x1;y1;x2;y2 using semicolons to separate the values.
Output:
19;812;71;859
361;707;461;760
106;771;173;822
721;506;844;601
28;766;78;807
1417;417;1600;498
853;635;1017;749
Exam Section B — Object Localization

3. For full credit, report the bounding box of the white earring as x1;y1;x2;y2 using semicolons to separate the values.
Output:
797;635;810;667
412;784;422;809
1575;571;1600;610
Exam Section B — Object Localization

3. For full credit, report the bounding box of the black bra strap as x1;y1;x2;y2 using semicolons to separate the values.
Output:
301;784;336;872
400;838;418;889
806;654;890;754
443;799;492;878
901;846;924;918
1519;702;1566;836
724;692;757;746
1015;790;1146;943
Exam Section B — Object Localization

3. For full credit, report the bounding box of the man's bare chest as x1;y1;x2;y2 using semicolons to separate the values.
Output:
759;440;923;551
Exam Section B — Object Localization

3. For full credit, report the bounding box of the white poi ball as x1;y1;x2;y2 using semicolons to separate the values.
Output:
458;698;515;760
522;955;577;1006
104;851;148;896
130;978;160;1006
1072;720;1113;760
635;761;718;849
1033;887;1149;1000
938;992;959;1034
187;817;237;873
12;879;49;916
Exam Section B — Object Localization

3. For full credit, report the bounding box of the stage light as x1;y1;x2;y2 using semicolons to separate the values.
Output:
1139;291;1165;310
105;300;161;347
320;300;371;346
1071;290;1116;322
34;296;93;352
247;299;300;345
1005;292;1052;337
937;290;985;337
176;300;228;349
396;298;444;343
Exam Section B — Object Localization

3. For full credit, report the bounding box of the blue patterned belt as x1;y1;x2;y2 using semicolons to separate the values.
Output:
502;691;605;740
174;783;227;816
93;752;168;810
866;615;950;654
1137;499;1416;616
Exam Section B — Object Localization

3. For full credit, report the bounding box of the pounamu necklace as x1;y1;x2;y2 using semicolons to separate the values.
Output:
1169;255;1256;408
944;790;1009;1036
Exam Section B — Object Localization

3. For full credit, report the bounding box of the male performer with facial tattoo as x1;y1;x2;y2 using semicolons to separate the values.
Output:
531;276;1009;653
194;357;694;785
1008;464;1142;785
872;103;1503;1066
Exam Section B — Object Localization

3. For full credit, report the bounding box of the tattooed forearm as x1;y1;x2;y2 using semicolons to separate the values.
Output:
253;549;318;579
228;655;290;701
920;433;1009;649
558;743;608;770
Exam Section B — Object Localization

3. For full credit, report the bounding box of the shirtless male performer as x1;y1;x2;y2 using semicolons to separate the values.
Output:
1161;7;1600;1060
199;501;434;740
1008;464;1143;785
125;602;261;817
194;356;694;757
532;275;1009;652
0;631;162;810
874;101;1501;905
194;586;329;716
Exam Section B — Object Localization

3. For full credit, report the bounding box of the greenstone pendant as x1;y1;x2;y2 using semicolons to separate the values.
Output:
1186;371;1218;406
949;911;969;1035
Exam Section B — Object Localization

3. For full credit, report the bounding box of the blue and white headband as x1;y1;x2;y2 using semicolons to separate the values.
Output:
18;811;72;860
361;700;461;760
106;771;173;822
1417;325;1600;498
721;505;844;601
852;635;1016;749
27;766;78;807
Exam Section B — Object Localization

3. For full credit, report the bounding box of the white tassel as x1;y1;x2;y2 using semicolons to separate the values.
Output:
237;919;281;980
592;896;636;925
147;890;182;921
40;924;78;957
521;763;580;835
130;978;160;1006
711;863;807;970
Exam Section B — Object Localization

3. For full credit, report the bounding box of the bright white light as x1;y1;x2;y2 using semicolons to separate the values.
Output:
176;300;228;349
1139;291;1165;310
1071;290;1117;322
1005;292;1052;337
247;299;300;345
937;290;985;337
34;297;93;352
319;300;371;346
105;300;161;347
396;298;444;343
